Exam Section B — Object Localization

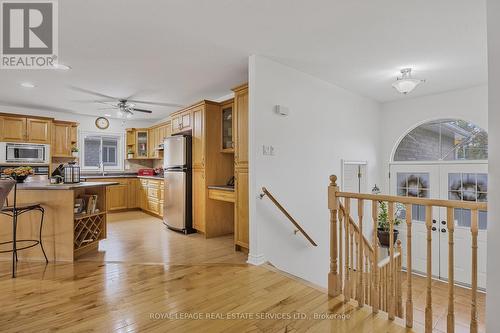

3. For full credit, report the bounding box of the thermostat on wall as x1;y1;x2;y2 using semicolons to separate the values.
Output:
274;105;289;116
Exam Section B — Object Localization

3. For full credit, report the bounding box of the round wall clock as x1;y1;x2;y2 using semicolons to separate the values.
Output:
95;117;109;130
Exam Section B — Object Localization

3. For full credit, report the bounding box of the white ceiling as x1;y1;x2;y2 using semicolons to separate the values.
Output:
0;0;487;120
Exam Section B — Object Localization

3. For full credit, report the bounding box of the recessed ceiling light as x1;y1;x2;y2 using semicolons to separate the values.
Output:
53;63;71;70
20;82;36;88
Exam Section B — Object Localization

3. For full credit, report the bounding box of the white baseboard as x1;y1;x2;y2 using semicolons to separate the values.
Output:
246;253;266;265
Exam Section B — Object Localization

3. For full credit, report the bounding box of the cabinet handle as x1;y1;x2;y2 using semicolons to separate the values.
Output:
432;227;437;231
441;228;447;233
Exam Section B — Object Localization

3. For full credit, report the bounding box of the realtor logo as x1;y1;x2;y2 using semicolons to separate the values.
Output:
1;0;58;69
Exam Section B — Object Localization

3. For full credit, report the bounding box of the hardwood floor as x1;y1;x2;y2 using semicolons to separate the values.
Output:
78;211;247;265
0;260;414;333
0;211;481;332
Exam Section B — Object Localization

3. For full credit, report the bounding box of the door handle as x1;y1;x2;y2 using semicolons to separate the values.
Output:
441;220;446;225
432;219;437;224
432;227;437;231
441;228;446;233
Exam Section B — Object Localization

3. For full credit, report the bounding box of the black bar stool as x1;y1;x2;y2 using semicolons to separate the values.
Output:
0;177;48;278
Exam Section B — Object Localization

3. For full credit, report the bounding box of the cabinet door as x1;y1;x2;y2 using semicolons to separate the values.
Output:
107;184;128;211
127;179;138;208
27;118;51;143
70;125;78;143
193;169;206;232
181;112;191;130
171;116;181;134
235;169;249;248
148;128;156;158
234;87;248;168
1;116;26;142
192;108;204;168
52;123;71;157
126;129;136;146
136;131;148;158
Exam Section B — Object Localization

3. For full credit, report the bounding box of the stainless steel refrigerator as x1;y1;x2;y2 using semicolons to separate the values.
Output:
163;135;193;233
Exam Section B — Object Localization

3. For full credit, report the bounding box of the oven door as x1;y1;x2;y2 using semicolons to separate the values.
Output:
6;144;46;163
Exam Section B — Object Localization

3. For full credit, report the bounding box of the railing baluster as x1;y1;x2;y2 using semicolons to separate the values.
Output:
372;200;379;314
405;203;413;328
344;198;351;302
350;230;355;298
328;176;340;297
470;209;479;333
388;201;395;320
396;240;403;317
357;199;364;306
425;205;433;333
447;207;455;333
338;210;344;295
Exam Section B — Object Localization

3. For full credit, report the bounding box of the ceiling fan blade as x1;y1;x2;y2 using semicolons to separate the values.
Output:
132;108;153;113
127;99;184;108
97;107;118;110
69;86;117;100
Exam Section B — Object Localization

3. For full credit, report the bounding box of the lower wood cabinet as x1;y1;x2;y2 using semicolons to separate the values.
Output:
107;183;128;211
235;168;249;249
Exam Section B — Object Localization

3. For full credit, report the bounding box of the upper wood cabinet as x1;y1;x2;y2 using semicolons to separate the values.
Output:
192;106;205;169
26;118;51;143
126;121;170;160
0;115;53;144
0;116;26;142
171;110;192;134
136;130;149;158
233;84;248;168
52;121;78;157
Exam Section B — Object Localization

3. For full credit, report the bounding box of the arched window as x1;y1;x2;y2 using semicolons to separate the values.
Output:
393;119;488;162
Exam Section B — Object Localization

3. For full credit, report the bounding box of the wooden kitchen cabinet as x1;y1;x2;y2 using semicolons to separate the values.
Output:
136;130;149;158
220;99;234;153
171;110;192;134
26;118;51;143
232;83;249;251
52;121;78;157
192;106;204;168
233;84;248;169
107;183;128;211
127;178;138;208
192;168;206;232
0;116;26;142
234;169;249;249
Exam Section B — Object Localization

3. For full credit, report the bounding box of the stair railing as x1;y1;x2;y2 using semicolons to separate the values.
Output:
328;174;485;333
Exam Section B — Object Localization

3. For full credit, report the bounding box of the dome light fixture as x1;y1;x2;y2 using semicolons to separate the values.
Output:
392;68;425;94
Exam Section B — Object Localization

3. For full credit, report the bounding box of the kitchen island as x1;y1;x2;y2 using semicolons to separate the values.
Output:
0;180;118;262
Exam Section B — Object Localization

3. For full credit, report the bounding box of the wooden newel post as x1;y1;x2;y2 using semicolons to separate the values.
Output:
328;175;341;297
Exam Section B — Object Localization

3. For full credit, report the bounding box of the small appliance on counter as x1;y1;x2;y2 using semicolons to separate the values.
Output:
138;168;155;176
52;162;81;183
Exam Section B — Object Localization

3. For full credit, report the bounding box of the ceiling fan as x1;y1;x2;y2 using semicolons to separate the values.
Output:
69;86;184;119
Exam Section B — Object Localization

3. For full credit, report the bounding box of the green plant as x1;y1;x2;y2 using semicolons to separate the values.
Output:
71;147;79;152
127;148;134;154
377;201;404;231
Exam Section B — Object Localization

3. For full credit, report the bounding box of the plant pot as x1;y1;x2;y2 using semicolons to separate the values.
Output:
377;228;399;247
127;154;134;159
72;152;79;158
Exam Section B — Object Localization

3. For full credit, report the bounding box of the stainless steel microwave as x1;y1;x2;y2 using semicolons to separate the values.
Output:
0;142;50;164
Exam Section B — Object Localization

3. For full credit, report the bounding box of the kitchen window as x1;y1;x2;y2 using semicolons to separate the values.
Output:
80;132;124;171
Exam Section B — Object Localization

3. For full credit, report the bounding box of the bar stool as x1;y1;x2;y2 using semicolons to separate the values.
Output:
0;177;48;278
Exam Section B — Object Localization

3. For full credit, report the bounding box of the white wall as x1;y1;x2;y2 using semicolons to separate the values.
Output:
486;0;500;331
248;55;382;287
379;85;488;192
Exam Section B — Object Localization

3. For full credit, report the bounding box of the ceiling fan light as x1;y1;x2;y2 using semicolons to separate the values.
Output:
116;109;124;117
126;112;133;119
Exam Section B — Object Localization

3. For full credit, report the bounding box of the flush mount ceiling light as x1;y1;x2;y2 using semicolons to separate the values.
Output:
52;63;71;71
20;82;36;88
392;68;425;94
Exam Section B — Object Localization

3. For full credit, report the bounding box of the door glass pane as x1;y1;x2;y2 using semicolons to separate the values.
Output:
396;172;430;222
448;172;487;230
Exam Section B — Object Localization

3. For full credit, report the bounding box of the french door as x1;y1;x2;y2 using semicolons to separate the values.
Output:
390;163;487;289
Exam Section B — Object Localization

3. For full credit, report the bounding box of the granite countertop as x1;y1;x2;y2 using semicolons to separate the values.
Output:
207;185;235;192
18;181;120;190
82;174;164;180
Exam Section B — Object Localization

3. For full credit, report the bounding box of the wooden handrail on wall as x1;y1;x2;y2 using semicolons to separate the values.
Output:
259;187;317;247
327;174;485;333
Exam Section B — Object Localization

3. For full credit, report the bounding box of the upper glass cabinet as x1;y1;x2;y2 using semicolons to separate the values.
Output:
221;104;234;153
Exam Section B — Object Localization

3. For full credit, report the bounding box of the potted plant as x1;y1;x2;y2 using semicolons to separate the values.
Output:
377;201;404;247
2;166;34;183
71;147;79;158
127;148;134;159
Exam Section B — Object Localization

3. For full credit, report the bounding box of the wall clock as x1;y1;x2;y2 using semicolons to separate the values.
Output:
95;117;109;130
